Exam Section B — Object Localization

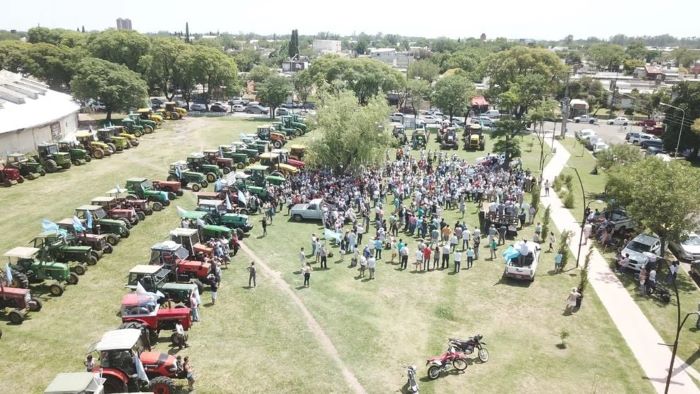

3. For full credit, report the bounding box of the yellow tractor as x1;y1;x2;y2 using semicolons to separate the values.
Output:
156;102;187;120
75;131;113;159
136;108;163;126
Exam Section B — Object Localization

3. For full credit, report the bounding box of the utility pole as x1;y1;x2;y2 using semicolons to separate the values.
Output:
560;72;570;138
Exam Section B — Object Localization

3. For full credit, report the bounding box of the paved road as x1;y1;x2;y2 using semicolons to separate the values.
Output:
540;120;645;145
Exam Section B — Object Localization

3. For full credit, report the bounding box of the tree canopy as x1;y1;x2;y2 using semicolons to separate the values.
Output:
257;75;291;118
595;143;643;170
307;91;390;173
431;74;475;120
86;29;151;72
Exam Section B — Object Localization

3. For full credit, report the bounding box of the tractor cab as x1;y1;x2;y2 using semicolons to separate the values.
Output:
196;199;227;216
202;149;234;170
256;125;286;149
258;152;298;176
169;228;212;258
244;164;285;186
165;102;187;118
44;372;105;394
149;241;211;288
96;127;129;151
288;144;306;160
6;153;44;179
57;140;89;166
186;153;223;182
272;148;304;169
0;276;41;325
125;177;172;207
118;119;144;137
136;107;163;125
411;133;427;149
37;143;72;171
120;292;192;335
91;196;139;226
75;205;131;239
4;246;75;296
126;264;170;292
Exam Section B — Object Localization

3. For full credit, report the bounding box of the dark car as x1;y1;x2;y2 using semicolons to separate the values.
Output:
210;103;229;112
276;108;290;116
245;105;269;115
302;102;316;110
625;132;640;142
640;139;663;150
646;146;665;155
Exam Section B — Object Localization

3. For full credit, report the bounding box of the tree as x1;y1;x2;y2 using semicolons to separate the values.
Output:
430;74;475;120
138;37;188;99
248;65;274;83
71;57;147;121
257;75;291;119
606;159;700;256
185;22;190;44
407;59;439;83
491;118;526;164
662;82;700;157
87;29;150;72
355;33;370;55
288;29;299;59
406;78;431;114
307;91;390;173
292;69;313;104
586;43;626;71
233;48;260;72
595;143;643;170
188;45;239;106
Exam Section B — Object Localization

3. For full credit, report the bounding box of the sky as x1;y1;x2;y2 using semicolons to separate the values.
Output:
3;0;700;40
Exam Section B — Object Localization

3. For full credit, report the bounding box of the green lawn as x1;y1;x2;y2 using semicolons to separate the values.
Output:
0;117;653;393
557;138;607;215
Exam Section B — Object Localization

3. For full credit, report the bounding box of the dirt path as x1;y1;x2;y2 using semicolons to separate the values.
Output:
239;243;367;394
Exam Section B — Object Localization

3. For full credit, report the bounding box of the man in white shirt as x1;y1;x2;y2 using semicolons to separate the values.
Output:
462;226;471;251
367;256;376;279
442;243;451;269
453;249;462;273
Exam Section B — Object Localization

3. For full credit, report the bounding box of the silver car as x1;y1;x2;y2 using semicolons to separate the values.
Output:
620;234;661;272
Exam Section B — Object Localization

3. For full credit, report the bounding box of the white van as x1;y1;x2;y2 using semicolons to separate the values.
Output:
483;109;501;119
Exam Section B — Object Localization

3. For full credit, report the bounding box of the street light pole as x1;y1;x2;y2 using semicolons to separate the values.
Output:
567;166;585;268
665;309;700;393
660;102;686;158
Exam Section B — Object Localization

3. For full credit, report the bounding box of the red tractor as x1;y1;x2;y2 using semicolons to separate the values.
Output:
0;164;24;187
90;196;140;227
202;149;234;174
152;180;184;199
89;328;189;394
0;282;42;324
149;241;211;290
119;292;191;346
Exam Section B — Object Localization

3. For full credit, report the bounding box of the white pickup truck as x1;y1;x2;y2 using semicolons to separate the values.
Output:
290;198;326;222
573;114;598;124
503;241;541;281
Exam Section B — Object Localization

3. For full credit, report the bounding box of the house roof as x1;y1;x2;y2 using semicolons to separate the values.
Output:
0;70;79;135
645;65;663;74
471;96;489;107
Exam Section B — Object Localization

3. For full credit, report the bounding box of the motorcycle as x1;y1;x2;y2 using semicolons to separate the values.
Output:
425;348;468;380
404;365;419;393
448;335;489;363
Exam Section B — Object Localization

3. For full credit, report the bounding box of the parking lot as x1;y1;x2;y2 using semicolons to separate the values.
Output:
542;120;641;145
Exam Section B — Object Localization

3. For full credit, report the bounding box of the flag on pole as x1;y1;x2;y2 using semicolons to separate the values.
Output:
219;145;224;158
225;194;232;210
72;216;85;233
41;219;59;233
176;206;188;218
86;210;93;229
175;165;182;180
133;353;150;384
115;184;122;194
5;264;13;283
237;190;247;205
214;179;223;192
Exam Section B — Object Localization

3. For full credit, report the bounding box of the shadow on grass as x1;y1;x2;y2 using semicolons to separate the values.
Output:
417;368;466;383
493;276;533;288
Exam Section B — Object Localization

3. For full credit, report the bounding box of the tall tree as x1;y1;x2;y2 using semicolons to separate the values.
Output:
257;75;291;119
308;91;390;173
292;69;313;104
407;59;439;83
606;159;700;256
188;45;239;107
71;57;147;121
491;118;527;164
138;37;188;99
587;43;626;71
87;29;150;72
248;65;274;83
233;48;261;72
288;29;299;59
662;82;700;157
185;22;190;44
430;74;475;120
595;143;643;170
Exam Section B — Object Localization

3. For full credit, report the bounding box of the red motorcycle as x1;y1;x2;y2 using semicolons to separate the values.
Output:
426;348;468;379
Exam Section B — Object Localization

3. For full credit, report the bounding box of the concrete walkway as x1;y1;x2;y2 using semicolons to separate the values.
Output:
540;137;698;393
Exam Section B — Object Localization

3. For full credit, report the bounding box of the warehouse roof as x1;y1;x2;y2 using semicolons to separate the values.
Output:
0;70;80;135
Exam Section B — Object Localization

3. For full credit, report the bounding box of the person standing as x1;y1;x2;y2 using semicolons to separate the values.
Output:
473;236;481;259
489;238;497;260
299;247;306;270
564;287;580;314
209;274;218;305
648;267;657;292
400;244;409;270
374;237;383;259
359;255;367;278
368;255;376;279
423;245;432;271
667;261;679;284
459;199;465;218
466;246;474;269
453;248;462;273
320;243;328;269
638;267;647;295
528;205;536;225
302;263;312;287
84;355;95;372
261;217;267;237
415;247;423;271
248;261;256;288
441;243;450;269
311;234;318;257
189;291;200;322
544;179;550;196
554;252;563;273
498;224;507;245
449;233;458;252
183;356;195;391
462;226;470;251
548;231;556;252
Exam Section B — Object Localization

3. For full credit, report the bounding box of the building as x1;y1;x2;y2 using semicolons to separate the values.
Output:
312;39;342;55
368;48;414;69
0;70;80;154
282;58;309;73
116;18;132;31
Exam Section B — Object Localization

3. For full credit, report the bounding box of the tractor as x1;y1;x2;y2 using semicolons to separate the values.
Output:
185;153;224;182
391;122;408;145
96;127;130;152
56;217;121;247
288;144;306;161
218;146;250;169
257;152;299;177
411;133;427;150
106;188;155;219
57;141;91;166
35;143;72;172
90;196;141;226
202;149;234;174
74;205;131;239
0;274;42;324
126;112;156;133
465;132;485;151
120;292;192;347
0;163;24;187
119;119;145;138
5;153;44;179
4;247;78;296
88;328;187;393
244;163;286;186
281;114;307;134
29;231;97;275
125;177;177;207
241;134;271;153
256;125;286;148
136;108;163;126
270;148;304;169
156;102;187;120
167;161;209;192
149;241;211;292
227;142;259;162
44;372;104;394
75;131;112;159
169;228;213;258
439;128;459;150
196;199;254;234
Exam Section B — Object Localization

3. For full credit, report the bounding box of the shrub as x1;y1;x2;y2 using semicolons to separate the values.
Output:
579;248;592;293
564;174;574;191
553;176;562;192
564;192;575;208
531;182;541;212
541;205;551;243
558;230;573;271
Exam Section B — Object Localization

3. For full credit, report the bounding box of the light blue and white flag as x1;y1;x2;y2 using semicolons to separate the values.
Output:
5;264;13;283
72;216;85;232
237;190;247;205
225;194;232;210
86;210;93;229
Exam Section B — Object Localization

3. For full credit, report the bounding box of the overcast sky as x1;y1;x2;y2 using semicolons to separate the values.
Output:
3;0;699;40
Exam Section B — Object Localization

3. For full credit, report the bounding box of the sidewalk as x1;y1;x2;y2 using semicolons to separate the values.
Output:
540;137;698;394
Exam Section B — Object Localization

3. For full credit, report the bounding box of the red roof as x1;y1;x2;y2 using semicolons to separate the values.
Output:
471;96;489;107
645;65;663;75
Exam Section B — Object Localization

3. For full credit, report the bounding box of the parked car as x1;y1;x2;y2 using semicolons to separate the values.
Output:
630;132;654;145
245;104;269;115
625;131;639;142
608;116;630;126
390;112;404;122
483;109;501;119
232;104;246;112
669;232;700;263
620;234;661;272
275;108;290;116
592;141;610;154
575;129;596;141
210;102;229;112
573;114;598;124
645;146;665;156
638;134;660;146
189;103;207;112
472;117;496;127
640;139;663;150
586;136;602;150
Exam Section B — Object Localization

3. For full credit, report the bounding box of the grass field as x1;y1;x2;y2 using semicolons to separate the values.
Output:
0;117;653;393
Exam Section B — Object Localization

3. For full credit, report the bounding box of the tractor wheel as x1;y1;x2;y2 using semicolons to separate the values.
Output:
45;159;58;173
103;376;127;393
129;216;139;226
136;211;146;221
152;202;164;212
107;143;117;153
192;278;205;295
92;149;104;159
17;176;24;183
89;250;100;262
39;168;46;176
72;159;81;166
85;155;92;162
190;183;201;192
222;166;231;174
176;189;184;196
201;180;209;189
148;376;176;394
61;162;71;169
8;310;24;325
144;207;153;215
167;192;176;201
143;125;154;134
206;173;217;183
120;218;132;229
67;272;79;285
273;140;283;149
133;129;143;137
130;139;140;147
104;244;113;254
72;264;86;275
122;227;131;238
106;234;119;246
171;112;180;120
237;162;245;169
49;283;64;296
295;128;303;137
28;297;42;312
2;179;11;187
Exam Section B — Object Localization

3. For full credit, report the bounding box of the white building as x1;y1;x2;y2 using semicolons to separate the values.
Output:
0;70;80;154
368;48;414;69
312;39;342;55
116;18;132;31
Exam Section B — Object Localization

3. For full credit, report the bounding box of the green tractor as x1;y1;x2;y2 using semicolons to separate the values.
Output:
127;112;156;133
124;178;172;209
167;161;209;192
119;118;145;137
75;131;112;159
228;142;259;162
4;247;79;296
244;164;286;186
58;141;91;166
272;121;299;139
55;218;120;247
111;125;140;147
74;205;131;240
30;232;97;275
5;153;45;179
218;146;250;169
185;153;223;183
96;127;130;152
280;115;307;136
35;143;72;172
